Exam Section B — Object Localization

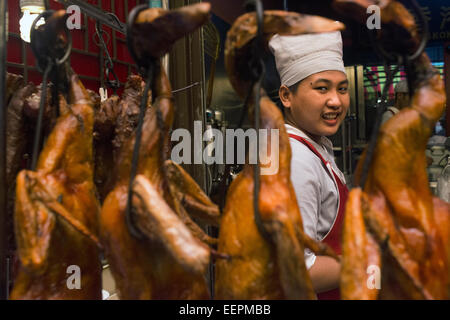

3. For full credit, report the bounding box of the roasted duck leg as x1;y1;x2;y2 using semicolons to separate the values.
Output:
164;160;220;227
215;11;342;300
131;174;211;276
335;0;449;300
100;3;218;300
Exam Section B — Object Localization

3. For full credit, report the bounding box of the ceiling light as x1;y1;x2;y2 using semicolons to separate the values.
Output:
20;0;45;43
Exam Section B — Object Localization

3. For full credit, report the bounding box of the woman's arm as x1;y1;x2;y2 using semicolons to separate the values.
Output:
308;255;341;293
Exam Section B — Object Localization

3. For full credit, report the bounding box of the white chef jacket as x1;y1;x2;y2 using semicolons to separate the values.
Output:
285;124;346;269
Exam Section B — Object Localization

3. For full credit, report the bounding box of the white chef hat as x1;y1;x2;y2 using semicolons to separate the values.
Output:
268;31;346;87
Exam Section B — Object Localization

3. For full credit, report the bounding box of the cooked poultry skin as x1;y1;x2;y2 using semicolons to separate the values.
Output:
215;10;342;300
9;11;102;300
93;75;149;201
100;62;215;300
336;0;449;300
10;70;102;300
99;3;219;300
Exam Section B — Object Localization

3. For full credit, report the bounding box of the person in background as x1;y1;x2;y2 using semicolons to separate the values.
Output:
269;31;349;299
381;79;410;125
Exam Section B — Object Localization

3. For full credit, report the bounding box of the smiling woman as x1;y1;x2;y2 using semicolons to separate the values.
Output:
280;71;349;141
269;31;350;299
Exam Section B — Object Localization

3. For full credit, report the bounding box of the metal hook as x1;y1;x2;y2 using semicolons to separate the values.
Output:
105;68;120;94
124;4;164;239
30;10;72;72
126;4;151;76
242;0;271;242
358;1;429;189
367;0;429;63
31;59;53;171
95;21;120;93
124;65;153;240
245;0;265;80
407;0;429;62
94;21;111;46
29;10;72;171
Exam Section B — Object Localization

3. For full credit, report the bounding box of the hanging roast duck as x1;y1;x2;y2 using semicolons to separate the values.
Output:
214;9;343;300
334;0;450;300
99;3;221;300
11;10;103;299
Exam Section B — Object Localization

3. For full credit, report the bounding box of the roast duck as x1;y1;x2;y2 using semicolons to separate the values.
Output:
333;0;450;299
8;11;148;299
4;11;100;299
99;3;222;300
93;74;150;201
5;73;148;254
214;10;342;299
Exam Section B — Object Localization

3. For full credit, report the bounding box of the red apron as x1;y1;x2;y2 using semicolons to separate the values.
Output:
288;133;348;300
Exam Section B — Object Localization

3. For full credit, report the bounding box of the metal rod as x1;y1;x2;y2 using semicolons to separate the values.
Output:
31;61;53;171
0;0;8;300
56;0;126;34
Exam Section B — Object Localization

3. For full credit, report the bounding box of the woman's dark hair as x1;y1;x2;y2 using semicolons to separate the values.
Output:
288;80;301;94
273;80;301;116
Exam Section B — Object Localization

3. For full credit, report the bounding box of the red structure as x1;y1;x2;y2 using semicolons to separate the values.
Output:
6;0;138;96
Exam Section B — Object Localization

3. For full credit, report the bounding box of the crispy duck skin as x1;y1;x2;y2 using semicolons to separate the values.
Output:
215;11;342;300
5;73;28;208
100;3;219;300
23;84;72;139
131;3;211;60
5;82;36;255
131;174;211;276
5;73;25;106
11;70;102;299
164;160;220;227
10;12;102;298
93;94;120;201
112;75;150;154
100;62;212;300
337;0;449;300
6;84;37;192
94;75;147;201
